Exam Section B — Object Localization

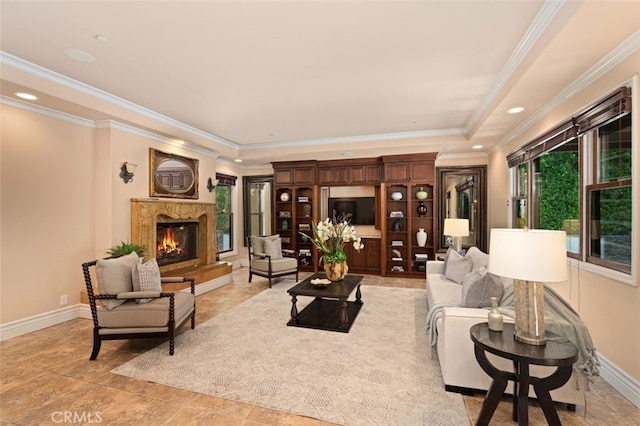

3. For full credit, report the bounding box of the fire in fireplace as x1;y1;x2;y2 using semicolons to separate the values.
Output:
156;222;199;266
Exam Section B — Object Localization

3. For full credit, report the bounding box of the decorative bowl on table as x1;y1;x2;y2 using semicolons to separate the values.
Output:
310;278;331;288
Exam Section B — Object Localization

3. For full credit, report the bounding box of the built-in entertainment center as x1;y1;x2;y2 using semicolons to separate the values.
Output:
272;154;436;278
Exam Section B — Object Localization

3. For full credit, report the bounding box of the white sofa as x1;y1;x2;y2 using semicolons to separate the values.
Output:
426;256;584;407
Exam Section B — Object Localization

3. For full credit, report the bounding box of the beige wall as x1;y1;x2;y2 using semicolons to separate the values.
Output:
0;107;221;324
1;105;95;322
487;52;640;382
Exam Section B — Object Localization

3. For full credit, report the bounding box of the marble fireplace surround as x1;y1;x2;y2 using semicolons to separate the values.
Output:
131;198;217;274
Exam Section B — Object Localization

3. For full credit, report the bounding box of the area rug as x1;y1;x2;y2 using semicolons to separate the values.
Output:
112;282;468;425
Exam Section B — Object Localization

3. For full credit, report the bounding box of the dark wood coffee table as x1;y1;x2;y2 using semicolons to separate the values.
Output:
287;273;363;333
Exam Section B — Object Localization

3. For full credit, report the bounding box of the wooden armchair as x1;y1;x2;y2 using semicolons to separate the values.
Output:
81;252;196;360
248;235;299;288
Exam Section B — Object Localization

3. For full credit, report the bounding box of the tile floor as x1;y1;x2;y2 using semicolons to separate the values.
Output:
1;269;638;425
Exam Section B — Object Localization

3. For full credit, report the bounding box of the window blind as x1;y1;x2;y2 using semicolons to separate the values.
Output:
216;173;237;186
506;86;631;168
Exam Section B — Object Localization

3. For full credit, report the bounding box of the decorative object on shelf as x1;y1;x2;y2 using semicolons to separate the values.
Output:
119;162;137;184
391;191;403;201
282;219;289;230
301;234;309;242
444;218;469;252
416;201;428;217
392;219;403;232
416;228;427;247
298;223;311;231
300;213;364;281
297;196;309;202
488;228;568;345
415;187;428;200
488;297;504;332
389;211;404;217
303;204;312;216
279;211;291;218
392;249;403;260
280;192;290;202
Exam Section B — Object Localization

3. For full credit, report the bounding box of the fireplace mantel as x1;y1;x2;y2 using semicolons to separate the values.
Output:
131;198;216;274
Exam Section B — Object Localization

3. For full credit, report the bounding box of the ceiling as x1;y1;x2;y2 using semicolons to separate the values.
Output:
1;1;639;166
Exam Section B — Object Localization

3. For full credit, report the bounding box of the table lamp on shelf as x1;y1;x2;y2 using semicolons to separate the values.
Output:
488;228;568;345
443;218;469;252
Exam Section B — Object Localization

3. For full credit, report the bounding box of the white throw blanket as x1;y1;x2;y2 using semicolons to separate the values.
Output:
500;285;600;390
425;284;599;390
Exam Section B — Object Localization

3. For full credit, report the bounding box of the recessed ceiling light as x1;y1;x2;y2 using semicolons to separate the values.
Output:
508;106;525;114
95;34;110;43
472;145;483;150
63;48;96;63
15;92;38;100
234;159;243;163
341;152;353;157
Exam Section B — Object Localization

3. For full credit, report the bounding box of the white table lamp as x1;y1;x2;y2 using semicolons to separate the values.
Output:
443;218;469;252
488;228;567;345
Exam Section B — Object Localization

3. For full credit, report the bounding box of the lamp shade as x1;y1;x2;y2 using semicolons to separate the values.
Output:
443;218;469;237
488;228;568;282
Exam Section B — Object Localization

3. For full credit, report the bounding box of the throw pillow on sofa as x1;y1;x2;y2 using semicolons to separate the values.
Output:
461;268;504;308
465;246;489;271
444;250;473;284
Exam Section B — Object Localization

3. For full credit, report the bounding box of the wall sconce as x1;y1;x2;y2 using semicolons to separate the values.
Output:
207;177;219;192
120;162;137;184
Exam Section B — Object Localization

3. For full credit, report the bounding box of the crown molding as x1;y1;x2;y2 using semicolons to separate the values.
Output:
0;94;95;128
239;128;467;151
0;51;237;149
493;29;640;154
465;0;565;131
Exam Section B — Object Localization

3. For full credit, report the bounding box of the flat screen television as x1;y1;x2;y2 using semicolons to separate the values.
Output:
328;197;375;225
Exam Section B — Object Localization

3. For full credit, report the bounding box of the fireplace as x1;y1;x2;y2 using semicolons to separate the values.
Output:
131;199;217;274
156;222;199;266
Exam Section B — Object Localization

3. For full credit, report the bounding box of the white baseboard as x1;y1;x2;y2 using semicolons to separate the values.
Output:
0;304;85;341
1;274;234;341
598;353;640;408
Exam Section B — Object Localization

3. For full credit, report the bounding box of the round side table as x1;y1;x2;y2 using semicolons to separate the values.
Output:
470;322;578;426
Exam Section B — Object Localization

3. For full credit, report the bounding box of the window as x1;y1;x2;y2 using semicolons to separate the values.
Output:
586;114;632;273
532;139;580;255
507;86;632;274
216;173;237;254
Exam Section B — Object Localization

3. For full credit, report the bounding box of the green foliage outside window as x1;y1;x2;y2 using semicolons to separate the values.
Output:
216;185;232;252
535;150;580;232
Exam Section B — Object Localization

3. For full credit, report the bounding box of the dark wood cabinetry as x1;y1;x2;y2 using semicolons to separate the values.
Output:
273;153;435;277
344;238;381;274
381;154;436;277
317;158;382;185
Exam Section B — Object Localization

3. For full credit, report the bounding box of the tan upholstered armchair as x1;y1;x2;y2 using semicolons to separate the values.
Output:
81;252;196;360
248;235;299;288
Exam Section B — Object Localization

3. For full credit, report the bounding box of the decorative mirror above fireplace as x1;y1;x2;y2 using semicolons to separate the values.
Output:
150;148;199;199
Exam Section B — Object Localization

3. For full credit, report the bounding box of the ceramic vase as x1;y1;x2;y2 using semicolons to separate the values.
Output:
488;297;504;332
324;261;348;281
416;228;427;247
416;187;428;200
416;201;428;217
280;192;290;202
303;204;312;216
391;191;403;201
